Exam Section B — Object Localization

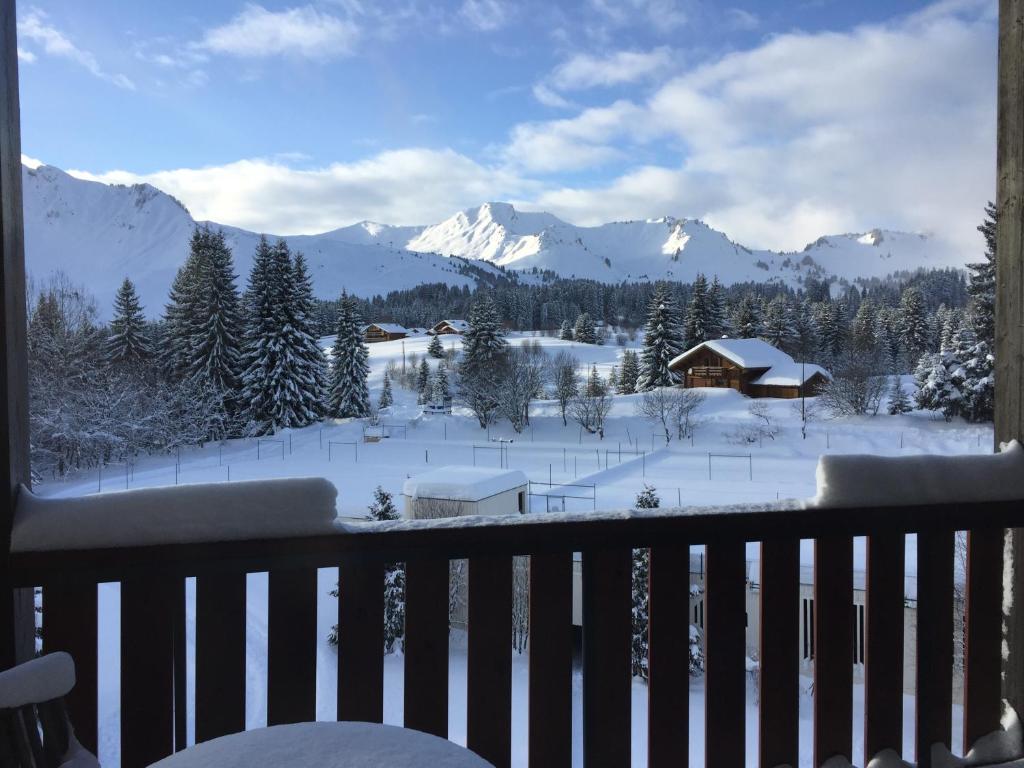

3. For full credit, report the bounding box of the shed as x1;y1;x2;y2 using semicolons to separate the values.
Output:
402;466;528;520
429;319;469;335
364;322;408;343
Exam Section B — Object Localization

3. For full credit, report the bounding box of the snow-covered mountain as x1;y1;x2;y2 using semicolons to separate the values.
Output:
23;164;966;317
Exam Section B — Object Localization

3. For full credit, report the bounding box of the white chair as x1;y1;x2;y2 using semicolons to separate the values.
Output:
0;652;99;768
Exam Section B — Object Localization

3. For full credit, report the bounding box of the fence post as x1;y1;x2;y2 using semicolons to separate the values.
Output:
749;455;753;482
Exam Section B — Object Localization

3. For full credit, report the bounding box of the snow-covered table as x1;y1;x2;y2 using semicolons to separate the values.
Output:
147;722;494;768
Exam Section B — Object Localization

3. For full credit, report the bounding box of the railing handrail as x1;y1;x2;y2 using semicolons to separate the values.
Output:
10;498;1024;586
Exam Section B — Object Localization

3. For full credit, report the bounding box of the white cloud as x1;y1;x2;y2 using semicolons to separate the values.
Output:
69;150;536;233
548;47;674;92
726;8;759;31
502;1;997;253
459;0;511;31
17;9;135;89
532;83;575;109
586;0;688;37
21;154;43;169
199;4;360;59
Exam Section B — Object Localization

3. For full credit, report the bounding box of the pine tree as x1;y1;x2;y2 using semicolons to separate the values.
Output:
760;295;797;354
327;292;371;418
162;235;204;379
850;299;878;355
461;295;507;376
559;319;574;340
106;277;152;367
240;237;284;433
427;334;444;359
288;251;329;421
416;358;431;404
683;273;711;349
967;202;997;345
618;349;639;394
431;361;451;405
731;293;761;339
189;228;244;406
707;276;726;339
574;313;597;344
887;376;912;415
899;287;930;367
379;369;394;409
637;284;684;391
631;485;659;680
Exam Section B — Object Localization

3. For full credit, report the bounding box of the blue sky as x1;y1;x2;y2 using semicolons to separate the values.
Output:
16;0;998;253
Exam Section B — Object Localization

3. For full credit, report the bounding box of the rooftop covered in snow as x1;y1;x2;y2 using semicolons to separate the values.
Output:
669;337;829;387
402;466;528;502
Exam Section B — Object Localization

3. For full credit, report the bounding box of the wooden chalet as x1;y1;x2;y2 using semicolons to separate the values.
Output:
668;338;830;399
429;319;469;335
363;322;408;343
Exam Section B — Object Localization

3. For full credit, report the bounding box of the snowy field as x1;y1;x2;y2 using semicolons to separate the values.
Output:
38;332;991;767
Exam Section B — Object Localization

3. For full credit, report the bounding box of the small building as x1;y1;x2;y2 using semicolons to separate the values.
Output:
401;466;528;520
363;322;408;343
667;337;830;399
429;319;469;335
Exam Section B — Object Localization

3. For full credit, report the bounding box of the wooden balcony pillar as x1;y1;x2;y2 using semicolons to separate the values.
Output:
997;0;1024;720
0;0;33;670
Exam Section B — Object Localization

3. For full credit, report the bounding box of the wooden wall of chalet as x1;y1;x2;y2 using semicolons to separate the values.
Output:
677;347;746;391
364;326;406;343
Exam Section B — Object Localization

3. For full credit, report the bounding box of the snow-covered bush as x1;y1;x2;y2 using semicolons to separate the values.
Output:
631;485;659;680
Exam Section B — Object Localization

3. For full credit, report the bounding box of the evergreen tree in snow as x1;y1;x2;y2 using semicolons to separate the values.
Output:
461;295;507;376
760;295;797;355
431;361;451;405
288;251;329;421
793;299;818;360
731;293;761;339
899;287;931;368
559;319;574;340
574;312;597;344
631;485;659;680
327;292;371;418
162;237;203;380
189;228;244;408
967;202;997;346
683;273;712;349
618;349;640;394
637;284;684;391
416;358;431;404
887;376;912;415
707;276;727;340
427;333;444;359
379;369;394;409
240;236;284;432
106;277;152;367
850;299;878;355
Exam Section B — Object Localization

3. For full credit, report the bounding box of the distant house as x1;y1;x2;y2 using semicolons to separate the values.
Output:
363;322;408;343
667;337;830;399
429;319;469;335
401;466;528;520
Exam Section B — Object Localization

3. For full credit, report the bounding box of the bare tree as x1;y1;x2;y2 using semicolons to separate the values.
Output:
819;352;886;416
636;387;676;445
671;389;706;440
549;351;579;426
499;342;548;432
570;365;613;438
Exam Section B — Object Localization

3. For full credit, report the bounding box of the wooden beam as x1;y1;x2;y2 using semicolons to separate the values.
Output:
0;0;32;671
997;0;1024;721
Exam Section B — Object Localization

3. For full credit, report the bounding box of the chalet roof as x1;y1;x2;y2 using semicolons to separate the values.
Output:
365;322;408;334
669;338;830;387
750;362;831;386
403;466;528;502
431;319;469;332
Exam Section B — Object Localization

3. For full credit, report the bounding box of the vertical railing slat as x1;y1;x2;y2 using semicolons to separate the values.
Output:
704;539;746;768
528;552;572;767
582;548;632;767
404;557;449;738
467;555;513;767
42;582;98;755
964;528;1004;749
814;535;853;766
916;529;954;767
338;559;385;723
648;545;689;768
267;568;317;725
195;572;246;742
121;576;179;768
864;532;905;760
758;539;799;768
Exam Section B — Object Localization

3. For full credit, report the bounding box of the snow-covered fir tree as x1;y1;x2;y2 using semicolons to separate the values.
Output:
631;484;659;680
239;237;283;432
731;293;761;339
327;292;371;418
574;312;597;344
162;236;203;380
618;349;640;394
559;319;574;340
461;295;507;375
637;284;684;391
683;273;712;349
967;202;997;346
707;276;726;339
887;376;912;415
427;334;444;359
431;361;451;405
288;251;329;421
106;277;152;367
379;369;393;409
416;358;431;404
793;299;818;360
850;299;878;355
760;295;797;355
899;287;930;367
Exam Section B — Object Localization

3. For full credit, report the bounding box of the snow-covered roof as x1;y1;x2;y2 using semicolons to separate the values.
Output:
365;322;408;334
750;362;831;386
403;466;528;501
670;337;793;371
431;319;469;332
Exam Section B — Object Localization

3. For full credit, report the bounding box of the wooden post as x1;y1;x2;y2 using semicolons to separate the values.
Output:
998;0;1024;720
0;0;33;670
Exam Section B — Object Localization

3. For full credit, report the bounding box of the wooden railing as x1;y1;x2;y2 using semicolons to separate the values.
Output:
9;499;1023;768
688;366;727;378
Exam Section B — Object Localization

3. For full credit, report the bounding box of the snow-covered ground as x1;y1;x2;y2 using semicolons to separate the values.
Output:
37;332;992;767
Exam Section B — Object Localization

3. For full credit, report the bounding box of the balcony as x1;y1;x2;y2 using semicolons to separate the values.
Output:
9;494;1020;768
